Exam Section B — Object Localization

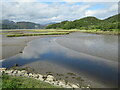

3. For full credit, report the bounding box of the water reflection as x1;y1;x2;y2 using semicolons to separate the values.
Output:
56;33;118;61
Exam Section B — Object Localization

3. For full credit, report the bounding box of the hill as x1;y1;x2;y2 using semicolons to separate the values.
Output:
1;20;45;29
46;14;119;31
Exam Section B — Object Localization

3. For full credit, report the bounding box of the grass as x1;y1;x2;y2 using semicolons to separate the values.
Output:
1;29;119;36
6;32;69;37
0;29;79;32
77;29;120;35
67;72;76;76
1;74;59;88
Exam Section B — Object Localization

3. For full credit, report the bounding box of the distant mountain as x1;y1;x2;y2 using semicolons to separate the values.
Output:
1;20;45;29
1;20;18;29
46;14;119;31
2;19;15;25
16;22;44;29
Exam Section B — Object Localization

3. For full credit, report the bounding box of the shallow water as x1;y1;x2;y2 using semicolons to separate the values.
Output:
2;32;119;87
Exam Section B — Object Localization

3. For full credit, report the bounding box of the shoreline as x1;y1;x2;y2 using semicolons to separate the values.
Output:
17;60;109;88
1;68;81;88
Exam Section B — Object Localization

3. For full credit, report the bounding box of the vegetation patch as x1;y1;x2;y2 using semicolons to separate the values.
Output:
67;72;76;76
79;30;120;35
6;32;69;37
46;14;120;33
1;74;58;88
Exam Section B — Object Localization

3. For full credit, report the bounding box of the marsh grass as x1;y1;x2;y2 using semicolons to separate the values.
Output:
6;32;69;37
2;29;119;36
67;72;76;76
78;29;120;35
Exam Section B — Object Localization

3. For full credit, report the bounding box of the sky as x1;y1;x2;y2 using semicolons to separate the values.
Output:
1;0;119;24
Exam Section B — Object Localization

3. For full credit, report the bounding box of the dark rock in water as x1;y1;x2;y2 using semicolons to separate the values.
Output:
19;51;23;53
14;64;19;66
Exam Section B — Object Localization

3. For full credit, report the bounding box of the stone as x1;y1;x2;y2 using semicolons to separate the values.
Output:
32;74;39;78
45;75;55;82
86;86;90;88
28;73;33;76
5;70;13;74
20;70;27;73
16;71;25;76
12;70;18;76
23;73;29;77
0;68;6;71
38;74;43;78
52;81;59;86
71;84;79;88
81;86;85;88
13;70;18;74
58;80;66;87
87;84;91;87
0;68;81;89
37;74;44;81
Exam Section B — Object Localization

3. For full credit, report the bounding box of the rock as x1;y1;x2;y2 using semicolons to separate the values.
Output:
5;70;14;75
1;68;81;89
23;73;29;77
58;80;66;87
16;70;26;76
45;75;55;82
13;70;18;74
28;73;33;77
37;74;44;81
86;86;90;88
52;81;59;86
87;84;91;87
0;68;6;71
38;74;43;78
12;70;20;76
81;86;85;88
71;84;79;88
20;70;27;74
32;74;39;78
14;64;19;66
67;82;78;88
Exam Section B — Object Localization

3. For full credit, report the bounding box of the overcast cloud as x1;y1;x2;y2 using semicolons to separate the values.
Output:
1;0;118;24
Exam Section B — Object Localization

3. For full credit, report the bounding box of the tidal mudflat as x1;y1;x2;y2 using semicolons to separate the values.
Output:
1;32;119;88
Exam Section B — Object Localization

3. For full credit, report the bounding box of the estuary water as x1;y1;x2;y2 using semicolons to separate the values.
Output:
2;32;119;87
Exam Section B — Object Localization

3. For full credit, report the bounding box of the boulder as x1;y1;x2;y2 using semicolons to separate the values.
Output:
71;84;79;88
20;70;27;74
28;73;33;77
32;74;39;78
37;74;44;81
52;80;59;86
5;70;14;75
0;68;6;71
23;73;29;77
58;80;66;87
13;70;18;74
16;70;26;76
45;75;55;82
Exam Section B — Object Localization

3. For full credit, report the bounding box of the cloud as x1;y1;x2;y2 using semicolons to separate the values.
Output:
85;3;118;19
3;0;120;2
62;0;119;2
1;1;118;24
